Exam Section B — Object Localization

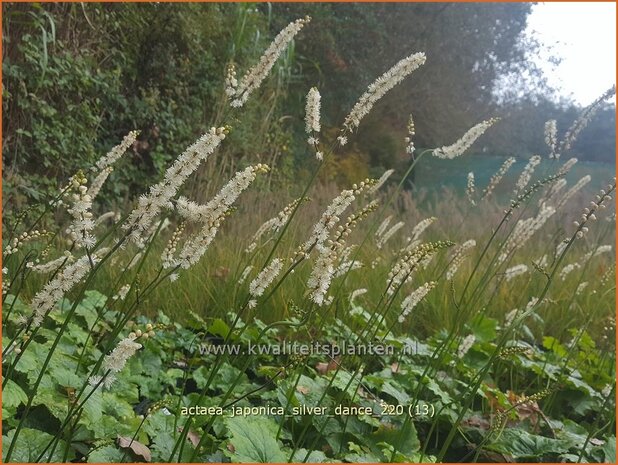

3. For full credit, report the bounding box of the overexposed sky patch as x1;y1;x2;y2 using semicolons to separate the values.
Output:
526;2;616;106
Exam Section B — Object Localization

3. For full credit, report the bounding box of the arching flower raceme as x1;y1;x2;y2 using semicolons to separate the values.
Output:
342;52;426;135
228;17;311;108
123;127;228;246
433;118;498;159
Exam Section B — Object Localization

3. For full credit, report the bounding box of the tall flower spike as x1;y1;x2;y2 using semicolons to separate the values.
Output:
446;239;476;280
229;17;311;108
65;172;96;249
375;215;393;239
246;198;306;253
552;175;591;211
94;130;139;172
482;157;516;199
559;85;616;153
302;180;373;254
466;172;476;205
305;87;321;134
376;221;404;249
398;281;436;323
368;169;394;194
498;204;555;263
515;155;541;194
167;165;269;269
249;258;283;298
342;52;426;135
504;264;528;282
123;127;228;246
89;131;137;200
307;200;378;306
405;114;416;155
433;118;499;159
30;254;96;328
544;120;558;158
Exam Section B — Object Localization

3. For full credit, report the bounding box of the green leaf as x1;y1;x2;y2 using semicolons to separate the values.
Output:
291;449;328;462
3;428;74;462
371;421;420;457
225;416;287;463
381;381;411;405
486;429;571;459
209;318;231;338
543;336;567;357
469;315;497;343
2;380;28;417
87;445;125;463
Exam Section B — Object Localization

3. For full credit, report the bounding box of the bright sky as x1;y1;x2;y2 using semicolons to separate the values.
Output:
526;2;616;106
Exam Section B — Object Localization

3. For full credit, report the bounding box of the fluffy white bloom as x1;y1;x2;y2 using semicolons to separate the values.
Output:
229;17;311;108
350;288;368;304
446;239;476;280
337;136;348;146
405;114;416;155
466;172;476;205
376;221;404;249
102;337;142;374
368;169;394;194
499;204;555;263
544;120;558;158
398;281;436;323
592;245;613;257
334;260;363;278
515;155;541;194
538;178;567;207
238;265;253;284
343;52;426;131
483;157;516;198
505;308;519;327
375;215;393;239
169;165;268;269
457;334;476;358
410;217;436;242
559;263;580;280
95;130;138;171
555;240;569;259
249;258;283;298
112;284;131;301
534;254;548;269
29;254;74;274
557;157;578;176
30;255;95;328
246;198;304;253
305;87;321;133
559;85;615;152
123;127;227;246
553;175;591;211
95;211;118;227
433;118;498;159
307;200;377;305
65;179;96;249
303;183;369;253
88;167;113;200
307;249;337;306
576;282;588;294
504;264;528;282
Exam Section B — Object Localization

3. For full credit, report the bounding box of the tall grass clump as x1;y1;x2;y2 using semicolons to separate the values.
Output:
2;15;616;464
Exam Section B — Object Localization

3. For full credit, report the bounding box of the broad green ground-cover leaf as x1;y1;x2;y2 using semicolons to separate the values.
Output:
225;416;287;462
3;428;74;462
486;429;571;459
